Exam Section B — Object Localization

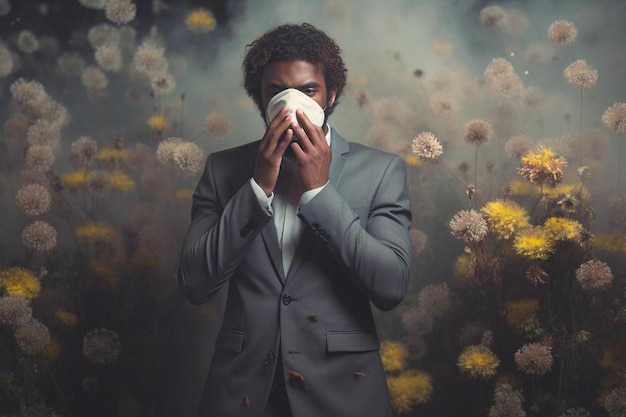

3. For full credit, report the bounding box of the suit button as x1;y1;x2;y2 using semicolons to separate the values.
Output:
282;295;292;305
311;222;320;230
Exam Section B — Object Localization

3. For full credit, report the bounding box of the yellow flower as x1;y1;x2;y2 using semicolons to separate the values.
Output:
505;298;540;335
0;267;41;299
518;146;567;187
403;154;423;167
107;171;135;192
75;222;117;243
130;250;160;270
481;199;530;240
593;232;626;254
61;170;87;188
541;183;588;199
600;336;626;370
184;8;217;33
514;226;555;260
387;370;433;414
54;309;78;328
507;179;533;196
380;340;408;373
457;345;500;379
453;254;475;283
147;115;169;132
544;217;584;242
97;148;125;161
176;188;194;201
40;335;62;363
89;260;120;288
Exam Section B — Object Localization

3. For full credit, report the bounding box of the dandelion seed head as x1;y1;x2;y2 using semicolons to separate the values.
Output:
70;136;98;166
514;343;553;376
86;170;112;198
548;20;577;46
26;119;61;147
17;30;39;54
133;42;168;77
449;209;488;244
485;58;514;81
505;136;534;160
479;5;506;28
602;103;626;133
150;72;176;95
82;328;121;365
57;51;86;76
0;43;14;77
559;407;592;417
502;9;529;37
564;59;598;89
491;71;523;96
0;0;11;16
204;113;231;139
88;23;120;48
604;386;626;417
173;142;205;175
412;132;443;162
105;0;137;25
15;319;50;354
576;259;613;290
10;78;47;108
464;119;493;145
81;65;108;90
95;44;123;72
488;383;526;417
156;137;182;168
522;87;547;109
25;145;55;173
429;92;457;118
15;183;51;216
0;295;32;329
22;220;57;253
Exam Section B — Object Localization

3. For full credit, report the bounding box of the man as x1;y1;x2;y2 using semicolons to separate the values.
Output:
178;23;412;417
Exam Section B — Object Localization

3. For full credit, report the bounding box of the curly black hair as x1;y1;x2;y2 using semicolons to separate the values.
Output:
242;23;347;119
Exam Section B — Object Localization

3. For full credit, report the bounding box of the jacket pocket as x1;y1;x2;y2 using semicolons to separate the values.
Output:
214;328;244;353
326;330;380;353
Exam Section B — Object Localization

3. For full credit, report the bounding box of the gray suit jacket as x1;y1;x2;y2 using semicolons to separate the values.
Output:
178;129;412;417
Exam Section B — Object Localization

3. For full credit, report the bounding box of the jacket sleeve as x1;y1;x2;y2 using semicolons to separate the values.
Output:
177;153;272;304
297;155;412;311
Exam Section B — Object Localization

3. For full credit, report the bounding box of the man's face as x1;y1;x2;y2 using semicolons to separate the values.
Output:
260;60;336;118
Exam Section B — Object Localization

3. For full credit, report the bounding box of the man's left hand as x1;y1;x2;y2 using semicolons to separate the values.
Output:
290;108;331;191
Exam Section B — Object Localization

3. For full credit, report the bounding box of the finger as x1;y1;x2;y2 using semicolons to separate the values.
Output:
262;107;292;148
294;109;325;149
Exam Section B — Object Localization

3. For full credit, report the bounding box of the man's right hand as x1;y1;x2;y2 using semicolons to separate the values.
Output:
253;106;293;196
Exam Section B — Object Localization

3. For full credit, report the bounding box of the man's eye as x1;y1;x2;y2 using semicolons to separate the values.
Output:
302;88;316;95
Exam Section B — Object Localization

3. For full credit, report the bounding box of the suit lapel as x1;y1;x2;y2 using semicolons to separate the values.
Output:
286;129;350;281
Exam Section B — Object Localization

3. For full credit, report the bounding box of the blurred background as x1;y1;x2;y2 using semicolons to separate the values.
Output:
0;0;625;416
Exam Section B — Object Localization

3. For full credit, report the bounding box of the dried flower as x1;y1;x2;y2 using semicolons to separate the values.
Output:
602;103;626;133
95;44;123;72
21;220;57;253
488;383;526;417
87;23;120;48
75;222;117;244
559;407;592;417
185;8;217;33
204;112;231;139
518;146;567;187
576;259;613;290
526;264;548;286
417;283;452;318
70;136;98;166
15;183;52;216
27;119;61;147
412;132;443;162
82;328;122;365
0;295;33;328
148;115;169;132
15;319;50;354
548;20;577;45
604;386;626;417
465;119;493;145
457;345;500;379
25;145;55;173
156;137;182;168
449;209;488;244
544;217;584;242
86;170;112;197
491;72;523;97
17;30;39;54
105;0;137;25
429;93;457;118
514;343;553;376
484;58;514;81
564;60;598;89
479;5;506;28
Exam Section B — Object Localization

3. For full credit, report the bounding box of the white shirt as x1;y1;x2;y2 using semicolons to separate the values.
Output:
250;126;331;275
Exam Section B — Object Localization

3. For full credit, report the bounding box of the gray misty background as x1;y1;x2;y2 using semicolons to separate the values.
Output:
1;0;625;416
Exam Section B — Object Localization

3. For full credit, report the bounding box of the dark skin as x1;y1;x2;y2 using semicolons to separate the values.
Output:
253;60;337;197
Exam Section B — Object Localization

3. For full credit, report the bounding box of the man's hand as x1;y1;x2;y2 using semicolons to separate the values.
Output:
253;106;293;196
290;108;331;191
